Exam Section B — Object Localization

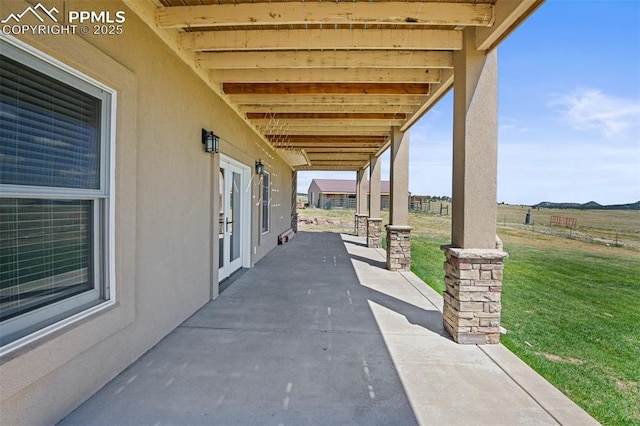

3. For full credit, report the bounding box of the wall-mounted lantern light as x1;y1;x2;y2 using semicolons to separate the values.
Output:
202;128;219;153
255;160;265;175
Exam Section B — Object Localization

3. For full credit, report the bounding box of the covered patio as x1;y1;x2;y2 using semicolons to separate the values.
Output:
121;0;551;345
60;232;595;425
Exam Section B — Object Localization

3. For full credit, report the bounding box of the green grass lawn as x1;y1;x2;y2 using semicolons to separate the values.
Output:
410;235;640;425
500;244;640;425
410;236;446;294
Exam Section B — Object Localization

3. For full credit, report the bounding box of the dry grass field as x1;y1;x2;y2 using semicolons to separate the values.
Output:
298;203;640;251
497;204;640;249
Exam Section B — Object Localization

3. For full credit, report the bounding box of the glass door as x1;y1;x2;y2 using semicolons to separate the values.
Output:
219;160;244;281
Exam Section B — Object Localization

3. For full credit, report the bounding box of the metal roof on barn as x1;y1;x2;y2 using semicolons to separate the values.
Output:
312;179;390;195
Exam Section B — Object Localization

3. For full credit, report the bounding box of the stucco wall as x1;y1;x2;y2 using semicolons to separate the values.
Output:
0;1;294;424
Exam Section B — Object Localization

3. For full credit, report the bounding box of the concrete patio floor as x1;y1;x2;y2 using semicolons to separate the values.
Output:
60;231;598;426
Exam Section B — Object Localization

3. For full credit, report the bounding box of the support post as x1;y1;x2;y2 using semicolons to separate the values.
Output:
386;128;411;271
367;154;382;248
443;28;505;344
355;169;369;236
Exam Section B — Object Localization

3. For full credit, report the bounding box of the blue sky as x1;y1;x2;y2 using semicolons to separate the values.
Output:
298;0;640;206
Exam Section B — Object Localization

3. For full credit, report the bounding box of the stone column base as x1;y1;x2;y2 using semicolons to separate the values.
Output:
291;212;298;233
355;214;369;237
386;225;412;271
441;245;508;344
367;218;382;248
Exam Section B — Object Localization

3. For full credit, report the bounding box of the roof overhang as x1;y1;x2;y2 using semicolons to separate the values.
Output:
124;0;544;171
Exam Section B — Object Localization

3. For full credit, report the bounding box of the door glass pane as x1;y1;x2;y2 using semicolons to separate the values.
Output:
218;169;224;269
230;171;241;262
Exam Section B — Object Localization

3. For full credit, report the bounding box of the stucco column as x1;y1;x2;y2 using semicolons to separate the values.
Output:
355;168;369;236
389;128;409;226
367;154;382;248
443;28;506;344
369;155;381;218
452;28;498;249
210;153;220;300
386;128;411;271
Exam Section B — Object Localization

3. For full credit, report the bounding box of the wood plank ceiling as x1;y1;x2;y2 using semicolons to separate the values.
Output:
149;0;542;171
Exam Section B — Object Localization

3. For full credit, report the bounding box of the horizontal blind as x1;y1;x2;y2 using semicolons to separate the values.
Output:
0;198;93;321
0;54;101;189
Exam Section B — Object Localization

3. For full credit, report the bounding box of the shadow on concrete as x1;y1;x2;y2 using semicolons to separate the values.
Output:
342;238;368;248
60;231;423;426
60;231;590;426
356;283;450;339
347;252;387;270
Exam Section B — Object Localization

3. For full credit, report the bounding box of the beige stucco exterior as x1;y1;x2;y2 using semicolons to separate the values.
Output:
451;28;499;249
0;0;546;420
0;1;295;424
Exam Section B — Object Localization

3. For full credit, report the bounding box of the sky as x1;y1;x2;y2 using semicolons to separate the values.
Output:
298;0;640;206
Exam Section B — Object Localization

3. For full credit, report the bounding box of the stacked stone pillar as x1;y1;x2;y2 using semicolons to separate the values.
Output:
367;218;382;248
441;247;507;344
355;214;368;237
386;225;412;271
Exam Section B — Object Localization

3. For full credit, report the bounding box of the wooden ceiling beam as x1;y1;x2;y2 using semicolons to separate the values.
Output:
256;119;404;127
198;51;453;69
268;135;386;142
402;69;454;131
229;94;425;105
308;160;369;167
271;140;383;146
297;166;363;171
307;153;371;160
180;28;462;51
248;112;406;120
211;68;442;84
262;128;390;136
476;0;544;51
241;104;418;114
301;147;380;154
272;144;382;150
156;3;494;29
224;83;429;95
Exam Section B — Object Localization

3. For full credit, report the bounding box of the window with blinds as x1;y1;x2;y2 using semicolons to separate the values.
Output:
0;199;93;321
0;38;112;347
0;55;101;189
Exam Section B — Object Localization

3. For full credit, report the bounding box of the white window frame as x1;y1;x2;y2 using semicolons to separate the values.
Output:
0;36;116;352
261;171;270;235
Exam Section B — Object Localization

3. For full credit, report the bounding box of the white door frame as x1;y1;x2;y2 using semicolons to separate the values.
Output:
219;155;252;281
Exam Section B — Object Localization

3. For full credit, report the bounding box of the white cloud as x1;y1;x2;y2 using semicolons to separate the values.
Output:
549;88;640;137
499;117;532;134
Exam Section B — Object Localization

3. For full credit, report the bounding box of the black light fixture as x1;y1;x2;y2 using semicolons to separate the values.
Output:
255;160;265;175
201;128;219;153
